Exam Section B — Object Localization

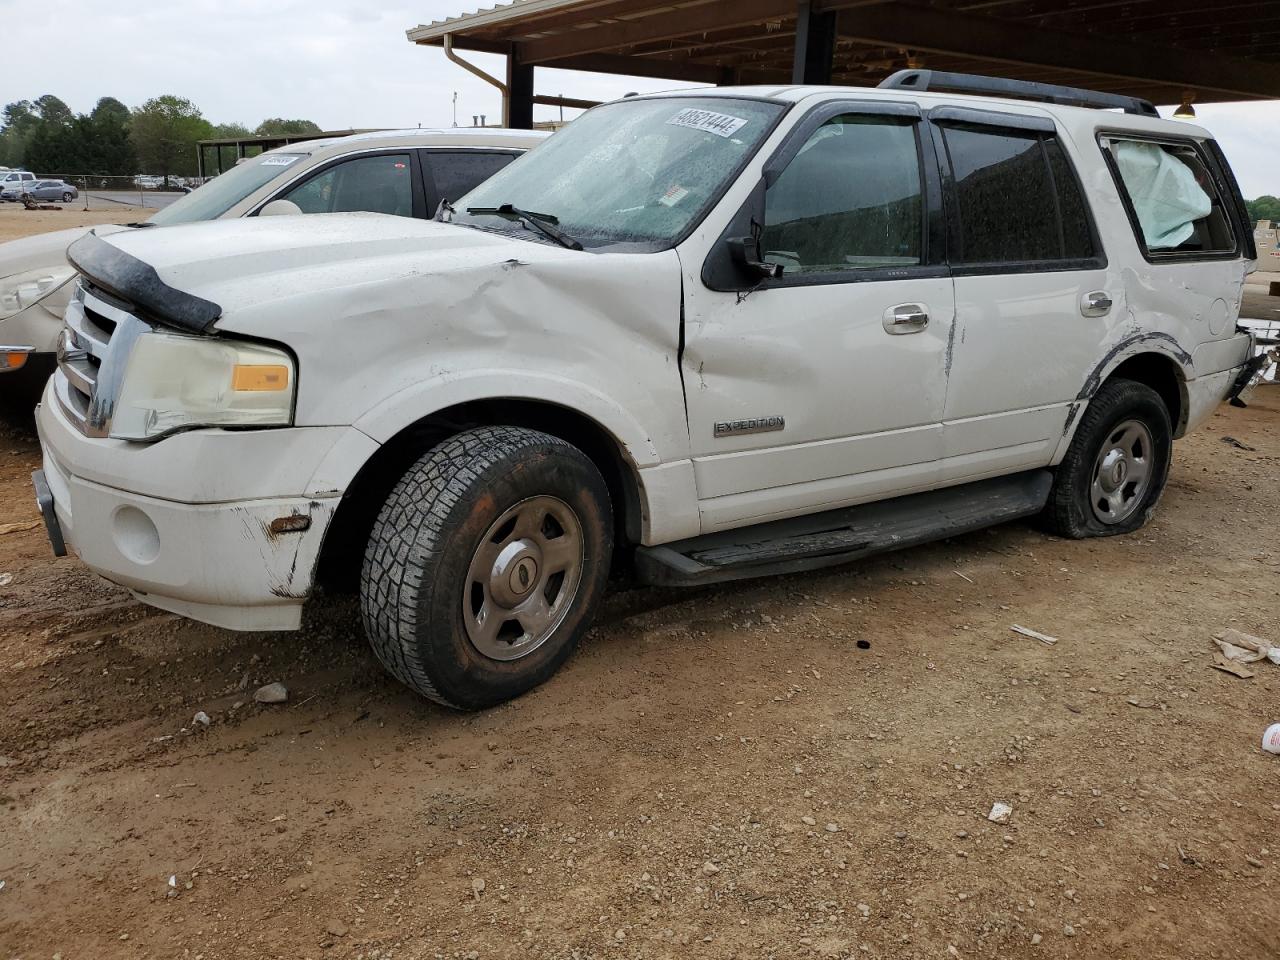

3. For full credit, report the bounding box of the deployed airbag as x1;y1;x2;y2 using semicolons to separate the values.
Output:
1113;141;1212;250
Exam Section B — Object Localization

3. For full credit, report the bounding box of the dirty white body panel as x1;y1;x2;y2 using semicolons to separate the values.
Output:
35;85;1255;630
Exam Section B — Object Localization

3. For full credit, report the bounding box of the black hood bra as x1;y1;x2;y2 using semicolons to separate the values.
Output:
66;230;223;334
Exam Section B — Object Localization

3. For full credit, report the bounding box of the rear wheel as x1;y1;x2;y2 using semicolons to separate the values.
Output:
360;426;613;709
1044;378;1172;538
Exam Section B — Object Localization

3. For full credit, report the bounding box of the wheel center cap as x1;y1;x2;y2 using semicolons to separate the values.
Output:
510;556;538;595
490;539;541;606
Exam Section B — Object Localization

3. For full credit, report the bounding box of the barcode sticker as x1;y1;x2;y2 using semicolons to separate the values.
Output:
261;155;300;166
666;108;748;138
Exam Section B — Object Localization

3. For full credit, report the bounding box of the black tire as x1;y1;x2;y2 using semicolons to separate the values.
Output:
1044;378;1172;539
61;192;73;203
360;426;613;710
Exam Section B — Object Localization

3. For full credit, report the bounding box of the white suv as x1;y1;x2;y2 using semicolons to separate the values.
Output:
33;73;1261;709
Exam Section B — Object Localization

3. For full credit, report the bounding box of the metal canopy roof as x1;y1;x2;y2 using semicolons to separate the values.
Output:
407;0;1280;105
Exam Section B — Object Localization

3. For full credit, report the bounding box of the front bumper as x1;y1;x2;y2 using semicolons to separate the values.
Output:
34;384;375;631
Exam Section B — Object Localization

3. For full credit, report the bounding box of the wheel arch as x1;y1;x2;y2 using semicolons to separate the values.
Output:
314;397;646;593
1106;352;1187;436
1056;337;1191;462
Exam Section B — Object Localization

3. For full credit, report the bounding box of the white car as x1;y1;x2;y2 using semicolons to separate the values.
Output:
33;73;1260;710
0;128;547;390
0;169;36;200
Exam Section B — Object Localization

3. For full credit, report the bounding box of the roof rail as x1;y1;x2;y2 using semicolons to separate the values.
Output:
878;69;1159;117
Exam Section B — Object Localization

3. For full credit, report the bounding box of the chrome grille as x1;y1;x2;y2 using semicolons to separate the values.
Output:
55;281;149;437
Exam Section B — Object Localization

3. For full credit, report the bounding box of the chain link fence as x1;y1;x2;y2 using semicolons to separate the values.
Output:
4;174;207;211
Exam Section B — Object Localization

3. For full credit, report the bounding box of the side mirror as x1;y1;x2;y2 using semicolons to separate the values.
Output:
727;235;783;280
259;198;303;217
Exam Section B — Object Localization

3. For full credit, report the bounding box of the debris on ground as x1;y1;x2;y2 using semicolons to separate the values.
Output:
1214;628;1278;664
0;573;12;587
192;711;210;727
1209;654;1255;679
1263;724;1280;756
1220;435;1257;451
0;520;39;536
1010;624;1058;646
471;877;486;899
987;802;1013;824
253;682;288;704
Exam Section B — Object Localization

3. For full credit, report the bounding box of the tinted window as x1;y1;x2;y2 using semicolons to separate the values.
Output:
943;126;1061;264
1045;140;1094;259
762;116;922;274
283;153;413;217
427;151;518;204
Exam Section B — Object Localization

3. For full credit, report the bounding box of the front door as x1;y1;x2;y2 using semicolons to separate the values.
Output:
681;107;955;534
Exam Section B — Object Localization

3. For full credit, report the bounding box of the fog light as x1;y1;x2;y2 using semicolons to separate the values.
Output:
112;505;161;564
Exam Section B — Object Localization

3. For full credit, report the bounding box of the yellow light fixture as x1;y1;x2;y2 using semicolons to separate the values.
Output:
1173;90;1197;119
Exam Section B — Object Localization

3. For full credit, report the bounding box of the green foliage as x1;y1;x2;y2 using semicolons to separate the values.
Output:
1246;195;1280;225
255;118;323;137
0;93;321;179
130;95;214;180
211;122;253;139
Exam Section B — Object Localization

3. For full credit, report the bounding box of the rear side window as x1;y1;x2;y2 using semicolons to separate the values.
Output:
1100;136;1236;258
426;150;519;205
939;124;1097;267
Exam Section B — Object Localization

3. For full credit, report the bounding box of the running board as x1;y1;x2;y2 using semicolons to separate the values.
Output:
634;470;1053;587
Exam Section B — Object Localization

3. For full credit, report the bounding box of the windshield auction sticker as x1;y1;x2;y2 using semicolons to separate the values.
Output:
666;108;749;138
261;155;301;166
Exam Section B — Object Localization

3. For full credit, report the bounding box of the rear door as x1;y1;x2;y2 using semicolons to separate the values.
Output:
932;108;1111;482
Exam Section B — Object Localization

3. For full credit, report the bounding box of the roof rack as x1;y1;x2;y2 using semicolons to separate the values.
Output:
878;69;1159;117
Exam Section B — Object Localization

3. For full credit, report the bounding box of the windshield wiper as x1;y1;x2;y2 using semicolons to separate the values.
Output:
126;221;157;228
465;203;582;251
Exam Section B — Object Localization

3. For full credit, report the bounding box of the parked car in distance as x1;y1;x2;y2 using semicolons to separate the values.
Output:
0;169;36;200
32;74;1262;711
0;127;548;398
23;180;78;202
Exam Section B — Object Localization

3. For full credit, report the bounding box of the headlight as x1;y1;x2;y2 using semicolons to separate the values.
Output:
0;266;76;321
109;332;295;441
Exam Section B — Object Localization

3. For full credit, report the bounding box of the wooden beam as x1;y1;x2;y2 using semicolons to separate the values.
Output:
520;0;798;63
542;50;737;84
835;4;1280;98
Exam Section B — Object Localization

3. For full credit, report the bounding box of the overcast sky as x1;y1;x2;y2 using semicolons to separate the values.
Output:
7;0;1279;198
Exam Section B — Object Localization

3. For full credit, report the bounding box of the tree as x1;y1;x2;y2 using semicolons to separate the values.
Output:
91;97;131;125
1246;195;1280;225
130;95;213;183
33;94;74;128
211;121;253;138
255;118;322;137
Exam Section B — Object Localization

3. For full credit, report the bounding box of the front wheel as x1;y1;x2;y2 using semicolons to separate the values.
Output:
1044;378;1172;538
360;426;613;709
61;192;73;203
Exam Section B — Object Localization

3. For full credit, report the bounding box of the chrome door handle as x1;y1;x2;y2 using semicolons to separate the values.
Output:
883;303;929;335
1082;290;1113;318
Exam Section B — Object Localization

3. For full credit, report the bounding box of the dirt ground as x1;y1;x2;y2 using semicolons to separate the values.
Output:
1;213;1278;960
0;203;151;244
